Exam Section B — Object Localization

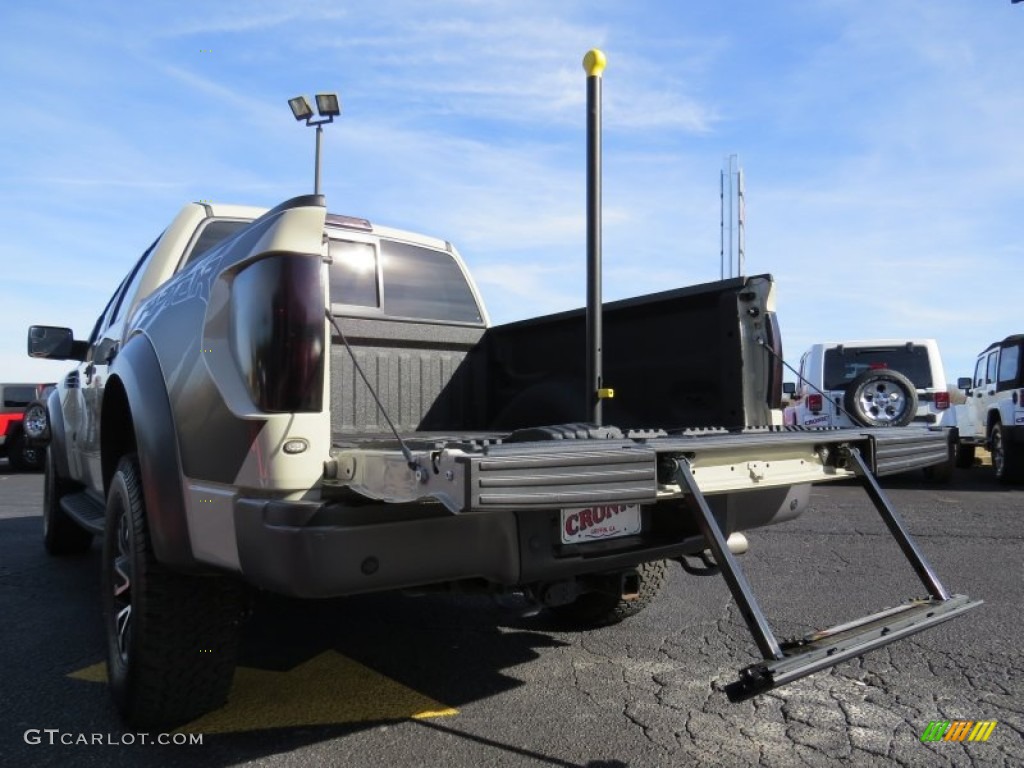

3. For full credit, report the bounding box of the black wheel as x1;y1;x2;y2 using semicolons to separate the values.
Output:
922;433;955;484
922;456;953;483
954;444;976;469
990;423;1024;484
546;560;669;629
7;430;42;471
43;447;92;555
102;454;246;729
843;370;918;428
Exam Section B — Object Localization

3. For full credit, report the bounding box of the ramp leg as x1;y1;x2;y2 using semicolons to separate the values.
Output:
842;447;950;601
674;459;782;660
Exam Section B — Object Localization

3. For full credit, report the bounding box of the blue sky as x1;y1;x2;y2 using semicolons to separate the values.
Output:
1;0;1022;387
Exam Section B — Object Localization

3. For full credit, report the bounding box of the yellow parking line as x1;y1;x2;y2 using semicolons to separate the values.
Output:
68;651;457;733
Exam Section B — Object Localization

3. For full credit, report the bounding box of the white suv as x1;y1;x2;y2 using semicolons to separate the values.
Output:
784;339;952;429
952;334;1024;483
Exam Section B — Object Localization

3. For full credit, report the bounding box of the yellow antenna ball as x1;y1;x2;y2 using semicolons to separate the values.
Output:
583;49;606;77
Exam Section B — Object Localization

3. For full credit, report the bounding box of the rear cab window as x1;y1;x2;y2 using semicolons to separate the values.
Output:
327;232;483;325
997;340;1022;390
823;345;933;391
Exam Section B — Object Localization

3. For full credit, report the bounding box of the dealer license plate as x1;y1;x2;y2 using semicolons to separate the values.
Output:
560;503;642;545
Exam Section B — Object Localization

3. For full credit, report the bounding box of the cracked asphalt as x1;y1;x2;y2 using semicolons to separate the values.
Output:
1;459;1020;767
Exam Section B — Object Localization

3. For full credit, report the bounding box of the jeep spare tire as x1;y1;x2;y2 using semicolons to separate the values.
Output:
843;369;917;428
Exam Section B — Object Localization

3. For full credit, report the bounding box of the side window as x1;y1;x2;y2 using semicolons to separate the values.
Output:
329;239;380;308
84;282;126;361
110;235;161;325
973;357;985;389
182;219;252;269
3;386;37;408
985;351;999;386
998;344;1020;389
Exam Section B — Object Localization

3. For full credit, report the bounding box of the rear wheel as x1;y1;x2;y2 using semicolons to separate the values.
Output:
43;448;92;555
922;434;955;484
8;431;43;471
990;424;1024;484
954;444;976;469
102;454;246;729
546;560;669;629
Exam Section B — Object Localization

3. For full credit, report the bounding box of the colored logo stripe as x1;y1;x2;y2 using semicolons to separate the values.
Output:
968;721;997;742
944;721;974;741
921;720;997;742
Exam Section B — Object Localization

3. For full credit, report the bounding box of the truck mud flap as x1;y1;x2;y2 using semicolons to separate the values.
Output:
672;450;982;701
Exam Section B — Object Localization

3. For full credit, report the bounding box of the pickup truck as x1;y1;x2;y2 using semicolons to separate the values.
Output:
0;382;52;471
27;195;979;728
951;334;1024;482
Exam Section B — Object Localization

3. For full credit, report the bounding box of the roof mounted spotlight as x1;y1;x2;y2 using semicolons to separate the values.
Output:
288;91;342;195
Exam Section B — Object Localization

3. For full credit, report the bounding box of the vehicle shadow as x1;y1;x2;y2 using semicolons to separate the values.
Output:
876;465;1021;493
0;506;628;767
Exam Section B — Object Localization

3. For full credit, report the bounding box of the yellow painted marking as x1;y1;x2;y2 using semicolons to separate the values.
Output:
68;662;106;683
68;651;456;733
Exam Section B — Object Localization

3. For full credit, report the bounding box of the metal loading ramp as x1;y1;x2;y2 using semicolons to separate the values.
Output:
672;449;982;701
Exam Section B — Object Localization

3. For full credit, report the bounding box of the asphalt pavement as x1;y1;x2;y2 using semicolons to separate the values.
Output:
0;459;1020;767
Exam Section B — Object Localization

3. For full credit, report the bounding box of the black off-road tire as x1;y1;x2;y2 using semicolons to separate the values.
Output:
42;447;93;555
102;454;246;729
7;431;43;471
843;369;918;428
954;444;976;469
990;423;1024;485
547;559;669;629
922;434;955;484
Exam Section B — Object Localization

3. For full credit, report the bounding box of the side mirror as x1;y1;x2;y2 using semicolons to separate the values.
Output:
782;382;796;395
27;326;86;361
956;377;972;391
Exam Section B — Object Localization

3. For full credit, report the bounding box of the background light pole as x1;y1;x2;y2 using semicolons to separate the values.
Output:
288;93;341;195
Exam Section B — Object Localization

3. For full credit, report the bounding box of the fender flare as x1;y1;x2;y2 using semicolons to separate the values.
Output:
107;335;197;569
45;388;72;479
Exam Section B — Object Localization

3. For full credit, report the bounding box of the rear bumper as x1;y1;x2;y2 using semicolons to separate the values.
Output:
231;485;806;599
228;426;947;599
234;499;522;598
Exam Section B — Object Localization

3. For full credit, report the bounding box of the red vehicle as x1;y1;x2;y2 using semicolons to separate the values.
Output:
0;382;53;471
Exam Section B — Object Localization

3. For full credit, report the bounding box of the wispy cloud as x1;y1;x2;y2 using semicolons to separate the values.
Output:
1;0;1022;383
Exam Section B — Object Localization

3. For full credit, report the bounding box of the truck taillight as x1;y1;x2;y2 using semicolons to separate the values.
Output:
807;394;823;413
934;391;950;410
231;253;325;413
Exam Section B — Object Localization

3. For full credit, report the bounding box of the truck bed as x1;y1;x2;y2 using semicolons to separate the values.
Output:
329;274;782;439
